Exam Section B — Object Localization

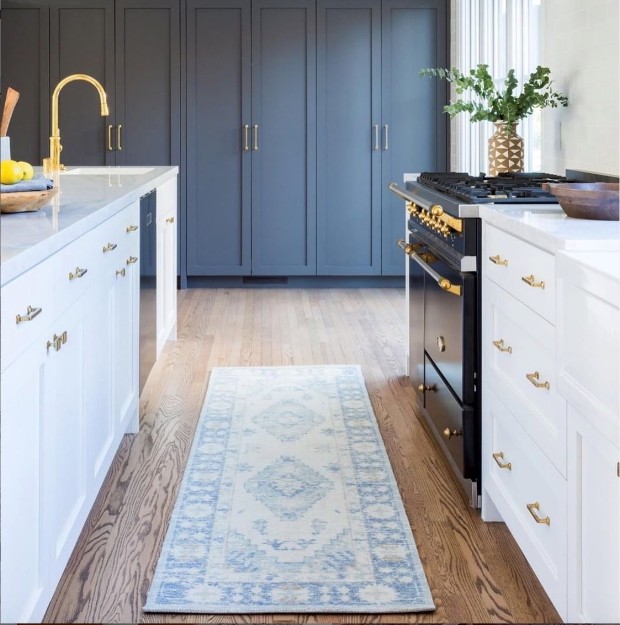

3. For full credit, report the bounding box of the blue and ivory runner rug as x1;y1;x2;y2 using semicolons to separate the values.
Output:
145;365;435;613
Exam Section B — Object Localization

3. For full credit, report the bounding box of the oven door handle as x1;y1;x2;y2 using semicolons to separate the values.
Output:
398;239;462;297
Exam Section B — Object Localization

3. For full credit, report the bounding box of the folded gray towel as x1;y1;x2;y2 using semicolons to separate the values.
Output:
1;174;54;193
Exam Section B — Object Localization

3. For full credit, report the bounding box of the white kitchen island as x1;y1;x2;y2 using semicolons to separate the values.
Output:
0;165;178;623
478;203;619;623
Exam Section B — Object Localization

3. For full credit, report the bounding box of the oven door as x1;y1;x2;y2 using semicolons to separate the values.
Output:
422;251;476;404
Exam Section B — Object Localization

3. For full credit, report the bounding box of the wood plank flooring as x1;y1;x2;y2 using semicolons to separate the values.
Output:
44;288;561;624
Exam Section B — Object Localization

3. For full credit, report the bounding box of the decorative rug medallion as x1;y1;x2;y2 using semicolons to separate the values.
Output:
144;365;435;613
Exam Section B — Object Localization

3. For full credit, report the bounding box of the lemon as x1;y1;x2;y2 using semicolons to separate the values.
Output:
17;161;34;181
1;160;23;185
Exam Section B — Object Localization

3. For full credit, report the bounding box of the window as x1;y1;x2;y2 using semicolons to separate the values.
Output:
451;0;542;174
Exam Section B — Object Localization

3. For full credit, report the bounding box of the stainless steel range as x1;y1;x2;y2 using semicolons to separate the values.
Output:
389;172;570;507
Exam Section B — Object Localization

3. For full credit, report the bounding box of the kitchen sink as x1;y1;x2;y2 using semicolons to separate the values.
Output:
61;166;154;175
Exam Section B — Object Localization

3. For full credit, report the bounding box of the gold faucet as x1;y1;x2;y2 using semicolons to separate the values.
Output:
48;74;109;175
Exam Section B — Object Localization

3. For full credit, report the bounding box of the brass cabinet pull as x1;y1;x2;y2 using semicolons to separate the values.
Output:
526;371;550;390
443;428;462;440
126;256;138;265
116;267;126;277
107;124;114;151
242;124;250;151
68;266;88;280
126;224;138;233
521;274;545;289
46;330;68;353
166;216;175;224
383;123;389;150
418;383;437;393
253;124;259;151
493;451;512;470
373;124;379;151
16;305;42;324
103;242;118;253
526;501;550;526
492;339;512;353
489;254;508;266
117;124;122;151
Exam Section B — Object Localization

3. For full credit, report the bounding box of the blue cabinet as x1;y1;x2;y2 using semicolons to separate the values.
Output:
317;0;447;276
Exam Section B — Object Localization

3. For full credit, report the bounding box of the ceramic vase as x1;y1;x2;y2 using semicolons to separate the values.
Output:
488;121;524;176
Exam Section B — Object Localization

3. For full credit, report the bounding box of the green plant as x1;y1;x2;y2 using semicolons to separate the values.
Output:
419;64;568;124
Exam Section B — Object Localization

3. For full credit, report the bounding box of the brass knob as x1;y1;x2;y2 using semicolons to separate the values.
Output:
418;383;437;393
443;427;462;439
436;335;446;352
406;201;418;215
431;204;444;217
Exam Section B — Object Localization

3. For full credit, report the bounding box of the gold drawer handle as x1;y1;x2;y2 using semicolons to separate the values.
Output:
16;305;42;324
68;266;88;280
489;254;508;266
526;371;550;390
443;428;462;440
126;256;138;265
116;268;126;277
492;339;512;353
493;451;512;470
521;274;545;289
417;383;437;393
166;216;175;224
46;330;68;353
103;242;118;253
126;224;139;232
527;501;550;526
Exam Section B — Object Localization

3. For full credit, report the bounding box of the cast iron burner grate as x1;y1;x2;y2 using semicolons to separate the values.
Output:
418;171;572;204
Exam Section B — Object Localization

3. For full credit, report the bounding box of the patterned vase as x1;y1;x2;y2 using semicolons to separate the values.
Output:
487;121;524;176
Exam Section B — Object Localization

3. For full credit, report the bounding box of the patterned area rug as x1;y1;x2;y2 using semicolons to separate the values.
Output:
144;365;435;613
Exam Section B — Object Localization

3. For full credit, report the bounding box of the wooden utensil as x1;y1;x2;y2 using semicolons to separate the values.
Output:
1;87;20;137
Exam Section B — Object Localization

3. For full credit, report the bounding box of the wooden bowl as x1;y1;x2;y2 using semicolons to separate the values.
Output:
546;182;619;221
0;187;58;214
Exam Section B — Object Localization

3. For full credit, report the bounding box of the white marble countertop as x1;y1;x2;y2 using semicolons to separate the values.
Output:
479;203;620;253
1;165;178;286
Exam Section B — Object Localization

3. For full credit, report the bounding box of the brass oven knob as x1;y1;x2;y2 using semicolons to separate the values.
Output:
406;201;418;215
443;428;462;439
431;204;444;217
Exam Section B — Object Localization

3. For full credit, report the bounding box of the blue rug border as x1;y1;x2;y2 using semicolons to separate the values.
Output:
144;365;435;614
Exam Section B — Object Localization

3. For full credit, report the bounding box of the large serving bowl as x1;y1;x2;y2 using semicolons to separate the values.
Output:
546;182;619;221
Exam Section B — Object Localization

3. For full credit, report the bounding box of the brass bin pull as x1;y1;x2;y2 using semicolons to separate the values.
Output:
103;242;118;253
126;256;138;265
526;371;550;390
242;124;250;151
166;216;175;224
443;428;462;440
492;451;512;470
527;501;550;526
107;124;114;151
489;254;508;266
522;274;545;289
16;305;42;324
116;268;126;277
492;339;512;353
68;266;88;280
117;124;122;151
126;224;139;232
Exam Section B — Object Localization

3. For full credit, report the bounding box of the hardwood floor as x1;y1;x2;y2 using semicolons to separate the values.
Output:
44;288;561;624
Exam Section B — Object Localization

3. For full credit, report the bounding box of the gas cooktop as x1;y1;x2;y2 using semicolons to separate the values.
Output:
416;171;571;204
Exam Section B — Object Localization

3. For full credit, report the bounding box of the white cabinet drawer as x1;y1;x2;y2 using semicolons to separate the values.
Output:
483;385;567;618
95;202;140;279
484;224;556;323
1;259;56;371
483;278;566;475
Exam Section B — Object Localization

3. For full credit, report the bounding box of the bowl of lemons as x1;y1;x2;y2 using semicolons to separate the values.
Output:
1;159;57;214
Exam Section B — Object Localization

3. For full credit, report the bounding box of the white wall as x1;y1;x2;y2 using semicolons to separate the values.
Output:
540;0;620;176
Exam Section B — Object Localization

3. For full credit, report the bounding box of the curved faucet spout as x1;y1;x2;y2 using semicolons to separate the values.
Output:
48;73;109;174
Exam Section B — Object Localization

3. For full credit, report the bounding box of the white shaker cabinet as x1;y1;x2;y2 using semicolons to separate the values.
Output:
156;176;177;357
557;251;620;624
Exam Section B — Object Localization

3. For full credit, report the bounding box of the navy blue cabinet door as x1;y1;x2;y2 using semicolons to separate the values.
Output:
251;0;317;275
317;0;381;276
186;0;251;276
1;4;50;164
381;0;448;275
49;0;115;166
